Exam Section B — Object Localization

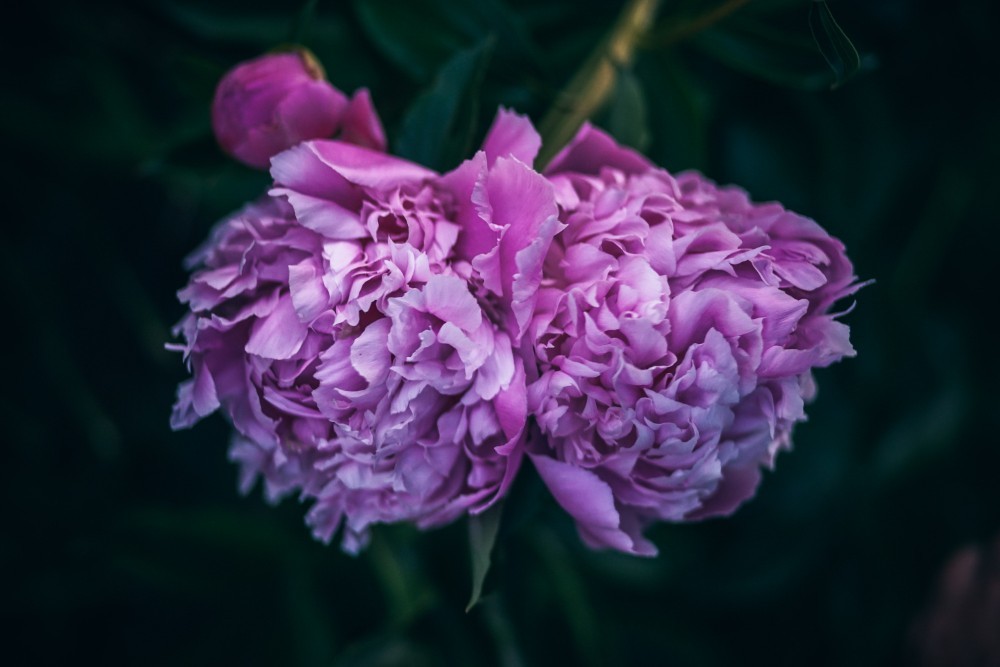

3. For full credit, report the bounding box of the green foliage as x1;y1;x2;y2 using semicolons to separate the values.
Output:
395;39;494;171
7;0;1000;665
809;0;862;88
466;503;503;612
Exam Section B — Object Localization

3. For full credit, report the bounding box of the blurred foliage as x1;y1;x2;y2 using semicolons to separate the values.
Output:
4;0;1000;665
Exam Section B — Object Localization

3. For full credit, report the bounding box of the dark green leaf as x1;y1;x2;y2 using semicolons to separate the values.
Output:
152;1;287;45
354;0;540;81
466;502;503;612
355;0;467;80
639;53;710;171
288;0;320;43
694;19;834;91
606;67;650;151
394;40;494;171
808;0;862;88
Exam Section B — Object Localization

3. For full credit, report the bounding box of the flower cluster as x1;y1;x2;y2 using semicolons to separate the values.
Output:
174;101;558;552
172;52;860;555
526;126;860;554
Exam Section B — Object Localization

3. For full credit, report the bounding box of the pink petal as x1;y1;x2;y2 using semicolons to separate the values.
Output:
440;153;494;261
245;294;308;359
422;274;482;331
481;107;541;167
544;123;651;176
530;454;655;555
350;318;392;384
485;156;559;298
340;88;387;152
288;260;330;321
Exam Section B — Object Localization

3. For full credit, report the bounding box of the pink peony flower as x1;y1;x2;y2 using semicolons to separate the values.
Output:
171;110;558;552
526;124;862;555
211;50;386;170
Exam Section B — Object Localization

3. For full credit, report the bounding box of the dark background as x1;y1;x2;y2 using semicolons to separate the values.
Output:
5;0;999;664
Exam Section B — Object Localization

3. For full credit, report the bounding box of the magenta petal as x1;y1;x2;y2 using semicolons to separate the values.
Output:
511;214;563;341
288;260;330;320
350;318;391;384
544;123;651;176
340;88;387;152
245;294;308;359
495;360;528;444
270;188;366;239
271;141;435;201
440;153;494;261
270;143;358;202
275;81;348;143
211;51;349;170
485;156;558;297
170;380;200;430
685;464;762;520
530;453;654;555
422;274;482;332
304;141;435;189
481;107;542;167
192;357;220;416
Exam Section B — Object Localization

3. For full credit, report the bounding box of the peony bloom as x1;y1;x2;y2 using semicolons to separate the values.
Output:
526;124;862;555
171;110;559;552
211;49;386;170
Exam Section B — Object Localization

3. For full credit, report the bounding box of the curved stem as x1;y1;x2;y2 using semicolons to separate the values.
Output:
537;0;662;168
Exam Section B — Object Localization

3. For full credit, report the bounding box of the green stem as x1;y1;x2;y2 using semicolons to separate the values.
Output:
537;0;662;168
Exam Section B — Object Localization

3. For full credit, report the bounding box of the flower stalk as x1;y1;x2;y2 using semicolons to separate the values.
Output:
536;0;662;167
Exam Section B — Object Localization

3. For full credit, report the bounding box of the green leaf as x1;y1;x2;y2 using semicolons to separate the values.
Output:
638;53;710;171
394;40;494;171
367;528;439;627
466;502;503;612
355;0;465;80
288;0;320;43
693;19;835;91
808;0;862;88
354;0;538;81
606;67;650;151
152;1;287;46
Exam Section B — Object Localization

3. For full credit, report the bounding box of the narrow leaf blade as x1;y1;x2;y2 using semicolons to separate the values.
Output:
809;0;861;88
466;502;503;612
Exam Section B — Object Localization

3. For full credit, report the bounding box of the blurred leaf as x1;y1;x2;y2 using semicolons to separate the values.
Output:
466;503;502;612
125;506;291;555
532;529;604;667
872;377;968;482
479;597;526;667
395;40;494;171
639;53;710;171
808;0;861;88
282;551;338;666
496;456;545;540
693;19;834;90
288;0;320;43
354;0;537;81
355;0;472;79
153;1;287;45
333;634;436;667
606;67;650;151
368;530;439;628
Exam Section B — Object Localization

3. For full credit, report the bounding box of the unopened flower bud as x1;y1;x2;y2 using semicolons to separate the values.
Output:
211;49;349;169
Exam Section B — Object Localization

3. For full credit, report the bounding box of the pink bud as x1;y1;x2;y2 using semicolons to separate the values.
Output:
211;50;349;169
